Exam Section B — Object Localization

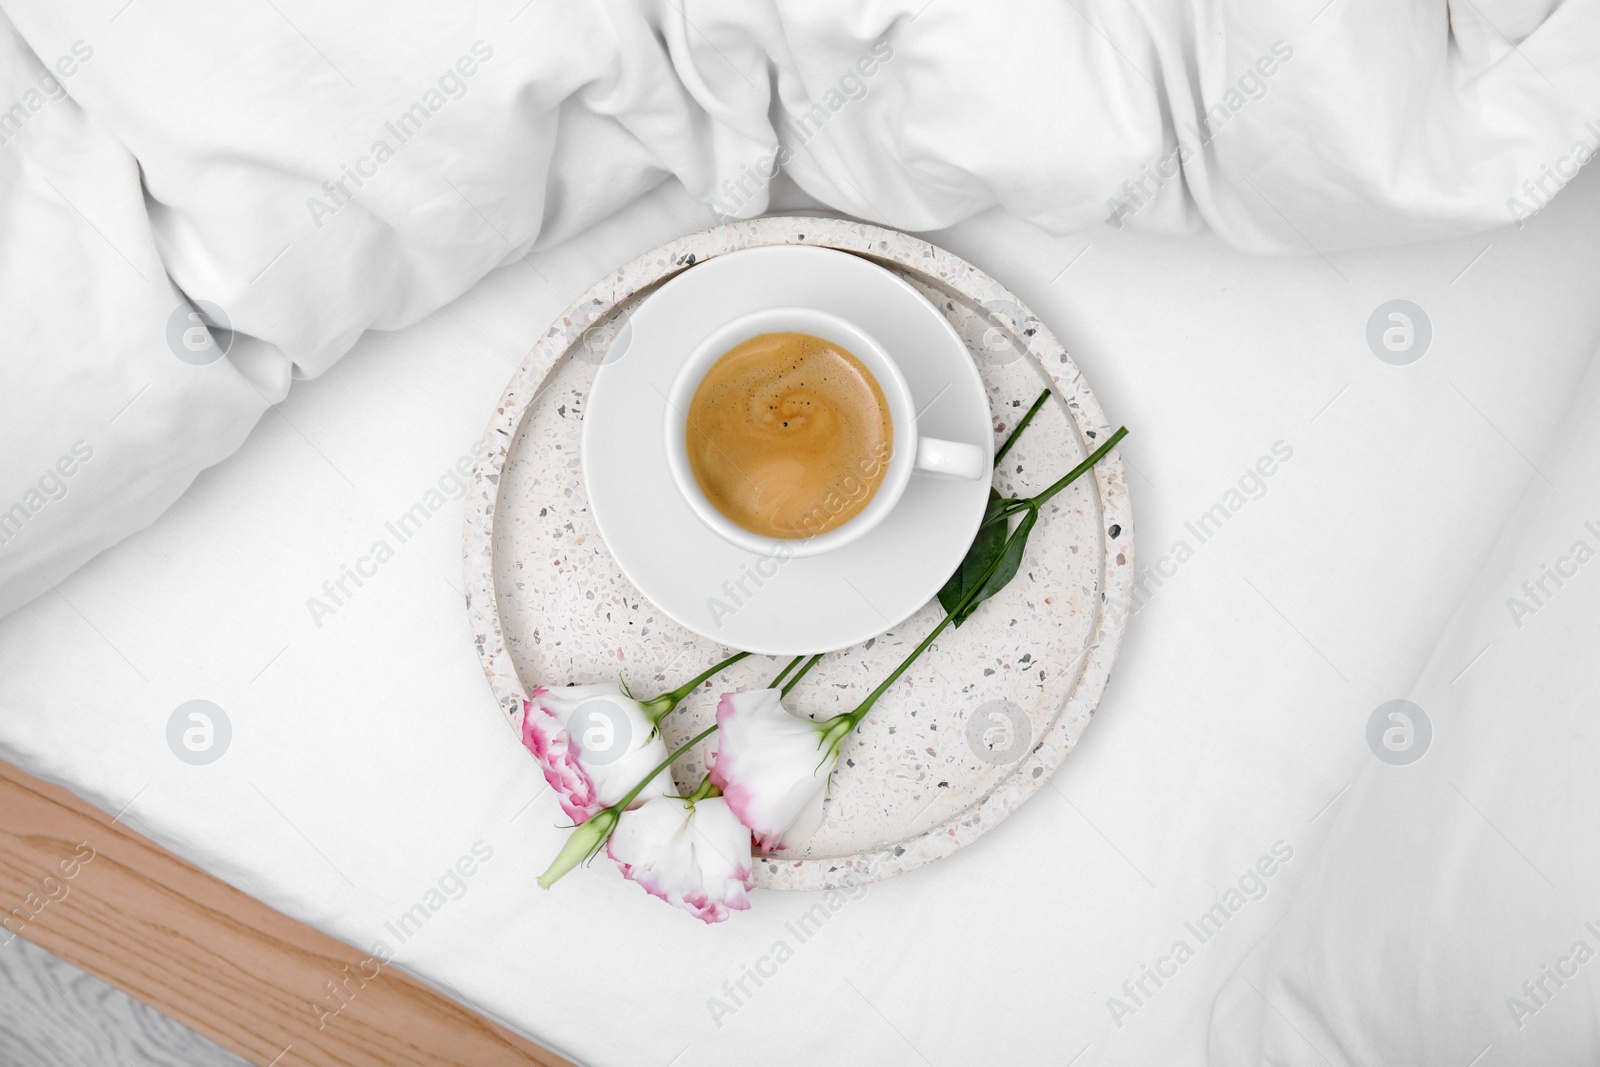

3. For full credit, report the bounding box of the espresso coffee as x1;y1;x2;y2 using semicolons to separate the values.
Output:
685;331;893;539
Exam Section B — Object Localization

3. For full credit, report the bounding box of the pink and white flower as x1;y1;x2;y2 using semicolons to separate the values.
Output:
519;684;670;821
607;795;754;923
707;688;838;853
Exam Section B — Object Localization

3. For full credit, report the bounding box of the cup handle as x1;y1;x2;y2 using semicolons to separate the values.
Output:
913;437;987;480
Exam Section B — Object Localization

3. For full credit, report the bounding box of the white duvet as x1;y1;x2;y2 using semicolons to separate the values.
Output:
3;0;1598;618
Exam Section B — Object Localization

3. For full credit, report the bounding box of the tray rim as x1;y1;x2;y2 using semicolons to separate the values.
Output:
462;215;1135;891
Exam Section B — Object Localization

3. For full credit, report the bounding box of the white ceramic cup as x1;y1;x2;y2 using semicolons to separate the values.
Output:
663;307;987;558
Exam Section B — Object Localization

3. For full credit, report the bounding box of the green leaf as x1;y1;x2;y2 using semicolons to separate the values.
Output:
953;505;1038;627
938;487;1007;618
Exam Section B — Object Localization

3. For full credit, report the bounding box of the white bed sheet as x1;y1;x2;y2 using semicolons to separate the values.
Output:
3;171;1599;1066
1209;280;1600;1067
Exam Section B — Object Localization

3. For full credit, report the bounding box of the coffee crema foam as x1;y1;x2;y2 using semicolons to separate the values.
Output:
685;331;893;539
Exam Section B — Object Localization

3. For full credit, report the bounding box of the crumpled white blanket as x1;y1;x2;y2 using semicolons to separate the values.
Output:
1;0;1596;614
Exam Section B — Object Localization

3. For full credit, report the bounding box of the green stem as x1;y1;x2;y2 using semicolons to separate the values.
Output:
613;724;719;813
781;653;824;697
985;425;1128;527
686;774;720;805
829;425;1125;743
993;389;1051;468
827;511;1028;745
640;650;751;724
1030;424;1126;507
767;655;804;690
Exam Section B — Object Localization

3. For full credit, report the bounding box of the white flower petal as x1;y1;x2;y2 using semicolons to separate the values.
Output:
708;688;836;852
520;683;669;819
609;796;754;923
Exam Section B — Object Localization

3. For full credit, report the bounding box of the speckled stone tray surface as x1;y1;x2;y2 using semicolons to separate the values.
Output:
464;216;1133;891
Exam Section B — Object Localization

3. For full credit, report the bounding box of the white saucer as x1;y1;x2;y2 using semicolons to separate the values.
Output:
581;245;993;655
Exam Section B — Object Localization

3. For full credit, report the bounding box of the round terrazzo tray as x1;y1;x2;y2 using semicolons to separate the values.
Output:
463;216;1134;892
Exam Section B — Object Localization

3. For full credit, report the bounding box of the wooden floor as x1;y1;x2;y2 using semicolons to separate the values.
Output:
0;761;576;1067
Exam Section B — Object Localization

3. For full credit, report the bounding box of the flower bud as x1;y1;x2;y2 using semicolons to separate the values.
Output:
537;808;620;889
